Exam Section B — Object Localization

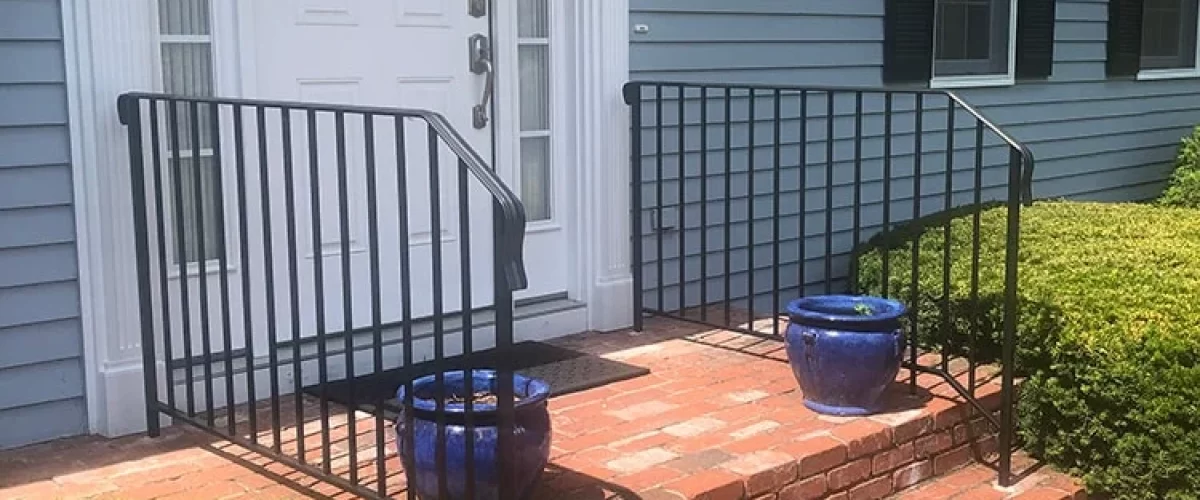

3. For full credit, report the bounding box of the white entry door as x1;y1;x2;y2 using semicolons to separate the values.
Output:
243;1;498;340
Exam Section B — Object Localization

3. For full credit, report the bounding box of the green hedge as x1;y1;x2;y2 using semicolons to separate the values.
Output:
855;201;1200;499
1159;126;1200;209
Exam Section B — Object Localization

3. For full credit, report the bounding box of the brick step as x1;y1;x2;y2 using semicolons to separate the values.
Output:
889;451;1085;500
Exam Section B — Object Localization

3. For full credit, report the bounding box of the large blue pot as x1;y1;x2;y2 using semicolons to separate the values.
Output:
394;370;552;500
784;295;907;416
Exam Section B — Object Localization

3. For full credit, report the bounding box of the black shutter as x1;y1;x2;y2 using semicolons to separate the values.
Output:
1016;0;1058;79
1107;0;1145;77
884;0;936;84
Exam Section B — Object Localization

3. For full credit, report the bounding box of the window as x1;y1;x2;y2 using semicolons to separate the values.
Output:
1108;0;1200;78
517;0;553;222
157;0;224;264
934;0;1015;77
883;0;1055;86
1141;0;1199;70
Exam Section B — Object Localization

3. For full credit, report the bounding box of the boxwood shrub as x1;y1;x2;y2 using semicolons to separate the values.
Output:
855;201;1200;499
1159;125;1200;209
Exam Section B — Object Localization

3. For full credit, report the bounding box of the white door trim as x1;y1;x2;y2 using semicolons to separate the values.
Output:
571;0;635;332
62;0;166;437
62;0;633;438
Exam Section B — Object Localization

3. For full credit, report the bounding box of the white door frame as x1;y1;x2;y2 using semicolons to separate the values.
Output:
61;0;633;438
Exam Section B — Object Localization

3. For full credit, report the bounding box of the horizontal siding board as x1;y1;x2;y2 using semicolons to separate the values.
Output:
0;397;86;450
0;205;76;248
0;164;73;209
0;318;82;370
0;0;62;40
0;40;65;83
631;13;881;42
0;280;80;329
0;357;84;410
0;125;71;167
632;42;883;72
0;83;68;126
0;243;78;288
632;0;881;16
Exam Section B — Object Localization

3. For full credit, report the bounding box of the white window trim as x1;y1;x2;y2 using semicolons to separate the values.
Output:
1137;6;1200;80
929;0;1020;89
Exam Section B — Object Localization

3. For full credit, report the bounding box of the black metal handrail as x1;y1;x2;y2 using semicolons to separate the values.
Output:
623;80;1029;487
117;92;528;499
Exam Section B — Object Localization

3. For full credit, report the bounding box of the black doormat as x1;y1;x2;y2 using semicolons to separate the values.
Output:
301;341;650;417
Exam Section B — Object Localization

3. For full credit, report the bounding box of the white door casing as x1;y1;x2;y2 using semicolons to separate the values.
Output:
63;0;632;438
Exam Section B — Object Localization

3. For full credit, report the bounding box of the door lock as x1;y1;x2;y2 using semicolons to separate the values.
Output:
468;34;494;129
468;0;487;18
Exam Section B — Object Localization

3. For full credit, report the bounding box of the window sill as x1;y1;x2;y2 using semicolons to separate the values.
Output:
1136;68;1200;80
929;75;1016;89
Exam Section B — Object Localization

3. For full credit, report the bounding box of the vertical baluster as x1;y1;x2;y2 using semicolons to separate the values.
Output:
168;100;195;417
747;89;757;326
798;91;808;298
851;92;863;293
210;102;236;438
334;111;358;483
723;88;733;326
969;121;984;395
942;101;955;374
232;105;256;437
306;109;332;473
255;105;280;450
394;116;417;500
363;113;386;496
910;95;924;392
630;85;644;331
148;100;177;415
655;85;664;314
882;95;893;298
280;108;306;461
458;158;476;500
427;125;448;500
699;87;709;320
677;85;687;316
824;94;834;295
771;90;782;336
189;101;216;427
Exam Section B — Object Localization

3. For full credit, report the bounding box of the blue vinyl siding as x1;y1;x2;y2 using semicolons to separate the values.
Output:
629;0;1197;312
0;0;86;450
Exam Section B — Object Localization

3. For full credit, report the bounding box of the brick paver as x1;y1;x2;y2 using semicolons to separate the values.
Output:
0;315;1085;499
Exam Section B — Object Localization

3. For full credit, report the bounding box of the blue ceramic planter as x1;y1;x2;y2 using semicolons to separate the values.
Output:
784;295;907;416
394;370;552;500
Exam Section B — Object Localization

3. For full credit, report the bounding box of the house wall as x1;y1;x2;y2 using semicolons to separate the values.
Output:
0;0;87;449
628;0;1198;312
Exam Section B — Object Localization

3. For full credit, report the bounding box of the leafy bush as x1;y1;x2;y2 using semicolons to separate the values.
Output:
855;201;1200;499
1159;126;1200;208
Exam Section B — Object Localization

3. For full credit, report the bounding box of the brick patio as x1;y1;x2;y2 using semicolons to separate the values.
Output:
0;316;1084;499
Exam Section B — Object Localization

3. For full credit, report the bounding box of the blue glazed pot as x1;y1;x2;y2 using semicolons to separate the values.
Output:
394;370;552;500
784;295;907;416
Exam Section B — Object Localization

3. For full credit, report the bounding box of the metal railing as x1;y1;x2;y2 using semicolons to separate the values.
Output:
118;92;528;499
622;81;1032;486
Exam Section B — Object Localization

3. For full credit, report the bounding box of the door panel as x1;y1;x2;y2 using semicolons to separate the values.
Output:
241;0;494;343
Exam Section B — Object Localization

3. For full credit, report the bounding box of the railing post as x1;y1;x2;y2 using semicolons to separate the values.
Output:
118;95;161;438
999;147;1025;487
625;83;644;332
494;200;517;500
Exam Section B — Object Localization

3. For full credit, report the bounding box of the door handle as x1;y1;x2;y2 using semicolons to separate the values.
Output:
468;34;493;129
